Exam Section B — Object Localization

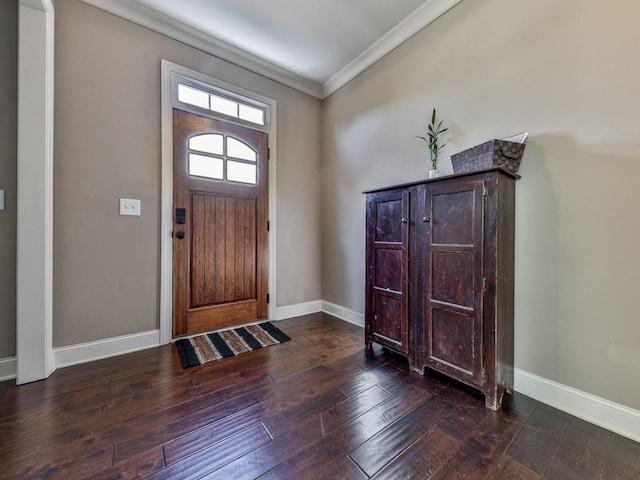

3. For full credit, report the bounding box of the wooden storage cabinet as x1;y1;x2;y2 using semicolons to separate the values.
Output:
364;167;517;410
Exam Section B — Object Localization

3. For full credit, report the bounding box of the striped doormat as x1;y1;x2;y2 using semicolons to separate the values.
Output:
175;321;291;368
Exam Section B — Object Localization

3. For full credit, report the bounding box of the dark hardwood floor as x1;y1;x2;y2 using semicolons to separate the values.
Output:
1;313;638;479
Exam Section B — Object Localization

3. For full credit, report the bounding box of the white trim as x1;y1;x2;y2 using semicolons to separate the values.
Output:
54;330;160;369
321;301;365;328
79;0;461;100
16;0;55;385
159;61;174;345
515;368;640;443
20;0;53;12
275;300;322;321
79;0;322;99
317;303;640;443
323;0;462;97
160;61;278;344
0;357;17;382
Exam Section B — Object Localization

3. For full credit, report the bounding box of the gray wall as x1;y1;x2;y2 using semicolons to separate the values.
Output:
322;0;640;410
0;1;18;359
53;0;322;346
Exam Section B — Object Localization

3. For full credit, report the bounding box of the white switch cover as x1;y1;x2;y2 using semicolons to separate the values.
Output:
120;198;141;216
0;190;4;211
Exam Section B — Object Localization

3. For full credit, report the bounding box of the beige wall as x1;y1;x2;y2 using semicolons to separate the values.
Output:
53;0;322;346
322;0;640;410
0;1;18;359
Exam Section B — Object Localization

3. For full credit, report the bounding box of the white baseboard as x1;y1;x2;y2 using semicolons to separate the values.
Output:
315;301;640;442
275;300;322;320
54;330;160;369
515;368;640;443
12;302;640;444
0;357;17;382
321;301;365;327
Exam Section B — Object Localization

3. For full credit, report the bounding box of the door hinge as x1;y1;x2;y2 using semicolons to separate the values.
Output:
267;220;270;232
482;277;487;290
267;293;270;304
268;148;270;159
483;183;488;197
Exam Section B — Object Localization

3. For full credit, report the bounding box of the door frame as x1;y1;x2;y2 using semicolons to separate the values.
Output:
160;60;278;344
16;0;56;384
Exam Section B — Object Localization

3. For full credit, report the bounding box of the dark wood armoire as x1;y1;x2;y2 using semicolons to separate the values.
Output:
364;167;518;410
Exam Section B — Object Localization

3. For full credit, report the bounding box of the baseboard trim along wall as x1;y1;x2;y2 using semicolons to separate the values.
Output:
0;357;17;382
54;330;160;369
514;368;640;443
51;300;332;371
321;301;365;327
275;300;322;320
323;302;640;442
52;301;323;370
31;300;640;444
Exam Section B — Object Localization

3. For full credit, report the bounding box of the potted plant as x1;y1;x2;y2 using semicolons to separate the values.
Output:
415;108;448;178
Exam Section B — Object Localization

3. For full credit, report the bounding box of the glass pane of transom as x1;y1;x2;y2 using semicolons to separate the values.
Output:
227;137;257;162
177;84;209;110
189;153;223;180
239;104;265;125
189;134;223;155
210;94;238;118
227;161;257;184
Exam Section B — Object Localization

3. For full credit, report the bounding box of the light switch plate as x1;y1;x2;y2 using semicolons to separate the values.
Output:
0;190;4;211
120;198;141;216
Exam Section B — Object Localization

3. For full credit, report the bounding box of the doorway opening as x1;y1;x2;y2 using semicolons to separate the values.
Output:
160;61;277;343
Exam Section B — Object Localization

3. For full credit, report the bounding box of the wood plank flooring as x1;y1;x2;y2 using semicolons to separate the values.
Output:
1;313;638;479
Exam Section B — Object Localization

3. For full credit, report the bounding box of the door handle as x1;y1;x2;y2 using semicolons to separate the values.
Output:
176;231;186;239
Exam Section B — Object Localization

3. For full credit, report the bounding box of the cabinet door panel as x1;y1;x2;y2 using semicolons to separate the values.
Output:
372;291;404;349
431;251;474;308
375;249;403;292
374;199;404;243
430;307;475;374
365;189;409;354
431;190;476;245
422;178;484;385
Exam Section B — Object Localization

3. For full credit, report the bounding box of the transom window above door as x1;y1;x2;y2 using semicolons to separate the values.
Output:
178;83;266;126
188;133;257;184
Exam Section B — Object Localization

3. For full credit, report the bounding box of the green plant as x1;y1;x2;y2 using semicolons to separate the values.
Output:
415;108;448;170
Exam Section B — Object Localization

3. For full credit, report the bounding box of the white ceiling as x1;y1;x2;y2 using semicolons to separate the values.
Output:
81;0;462;98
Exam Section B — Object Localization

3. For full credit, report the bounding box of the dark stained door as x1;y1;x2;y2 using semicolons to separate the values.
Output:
173;109;268;337
365;189;409;354
421;178;484;384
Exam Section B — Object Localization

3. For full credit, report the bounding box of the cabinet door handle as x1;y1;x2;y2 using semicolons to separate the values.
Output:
422;216;431;223
401;217;408;224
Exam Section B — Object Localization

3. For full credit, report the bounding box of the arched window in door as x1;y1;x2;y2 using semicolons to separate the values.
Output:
187;133;257;185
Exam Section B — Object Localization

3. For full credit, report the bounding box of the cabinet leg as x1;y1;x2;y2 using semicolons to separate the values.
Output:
484;388;506;411
409;361;423;375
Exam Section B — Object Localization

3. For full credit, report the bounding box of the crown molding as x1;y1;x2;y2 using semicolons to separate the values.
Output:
20;0;54;13
79;0;324;98
79;0;462;100
322;0;462;97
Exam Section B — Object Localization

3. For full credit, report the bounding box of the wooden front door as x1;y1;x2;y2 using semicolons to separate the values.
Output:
172;109;269;337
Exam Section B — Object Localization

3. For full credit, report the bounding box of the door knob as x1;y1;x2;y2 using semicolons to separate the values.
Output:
422;216;431;223
176;231;186;239
401;218;408;224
